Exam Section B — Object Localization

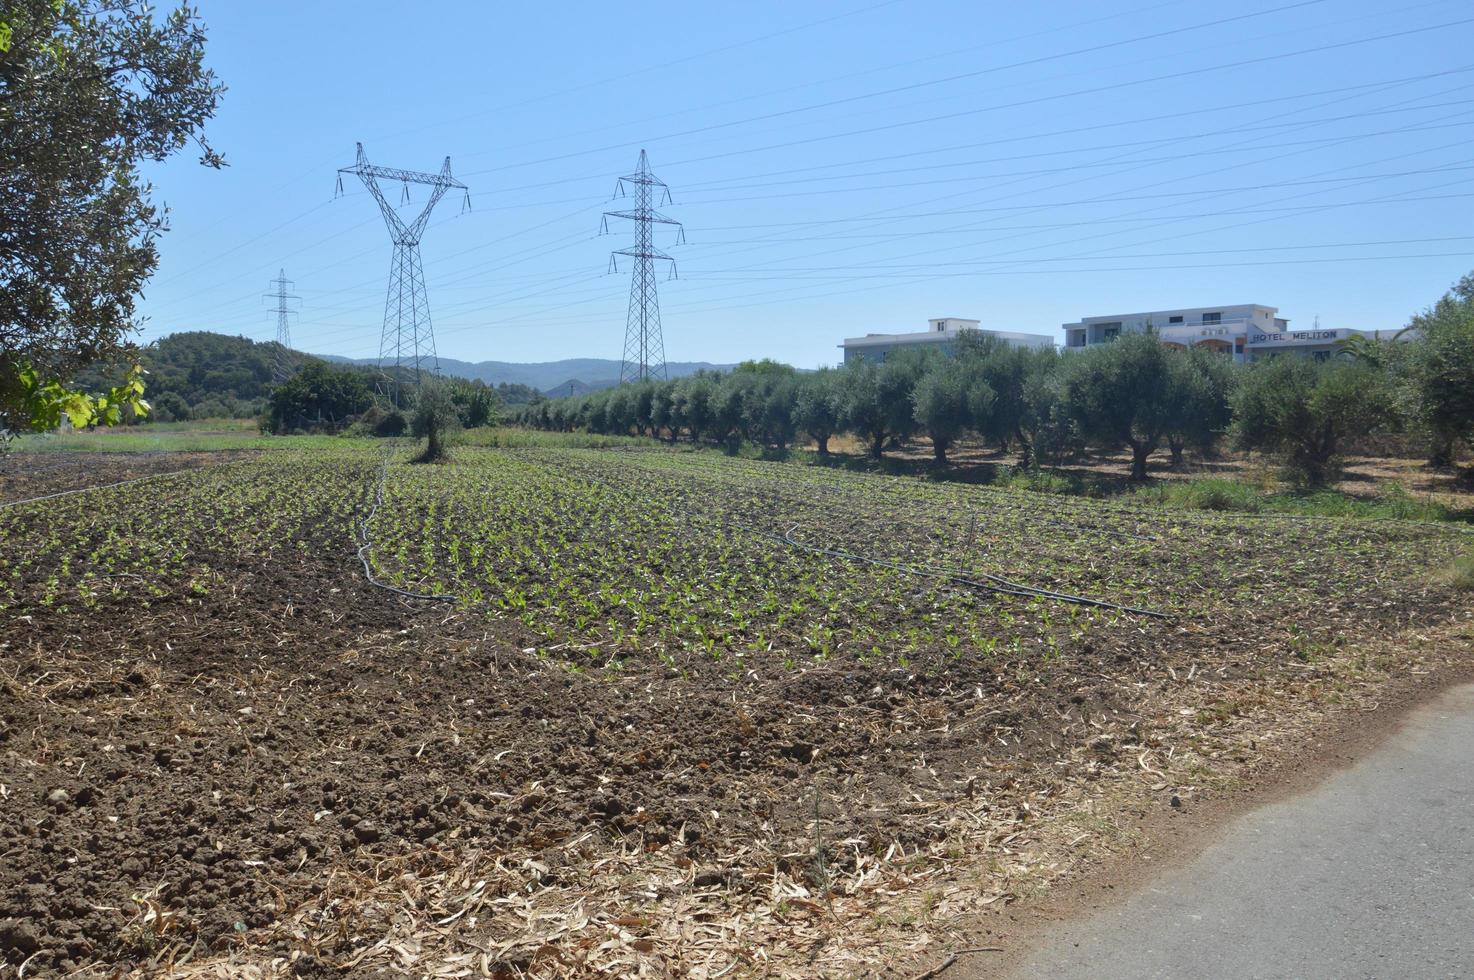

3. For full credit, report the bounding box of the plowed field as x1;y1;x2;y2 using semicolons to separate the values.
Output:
2;444;1469;977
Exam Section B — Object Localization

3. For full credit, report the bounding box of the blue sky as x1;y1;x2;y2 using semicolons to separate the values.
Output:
137;0;1474;368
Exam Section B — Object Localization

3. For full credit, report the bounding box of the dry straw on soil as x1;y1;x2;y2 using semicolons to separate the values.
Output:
119;615;1474;980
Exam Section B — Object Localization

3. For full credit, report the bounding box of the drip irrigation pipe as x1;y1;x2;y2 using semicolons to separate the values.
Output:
0;469;197;511
356;456;458;602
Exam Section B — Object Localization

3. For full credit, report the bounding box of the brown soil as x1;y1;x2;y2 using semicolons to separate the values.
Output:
1;450;1471;977
0;451;257;506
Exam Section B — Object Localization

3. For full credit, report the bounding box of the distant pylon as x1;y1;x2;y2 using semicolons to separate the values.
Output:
336;143;470;407
263;269;300;384
602;150;684;384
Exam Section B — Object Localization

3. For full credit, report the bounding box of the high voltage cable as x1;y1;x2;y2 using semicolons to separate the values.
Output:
161;64;1474;294
385;0;910;144
146;8;1462;294
260;176;1474;350
146;67;1469;316
224;122;1468;328
663;154;1474;313
138;21;1474;358
462;15;1474;180
651;71;1474;283
457;0;1344;178
439;0;1198;170
481;94;1474;197
178;83;1473;327
673;106;1474;199
663;83;1474;294
206;167;1472;351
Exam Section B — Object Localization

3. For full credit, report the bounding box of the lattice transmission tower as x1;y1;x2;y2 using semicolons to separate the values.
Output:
336;142;469;406
602;150;684;384
263;269;300;384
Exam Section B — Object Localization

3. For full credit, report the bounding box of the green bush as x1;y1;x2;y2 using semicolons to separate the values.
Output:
1151;479;1264;513
374;409;407;438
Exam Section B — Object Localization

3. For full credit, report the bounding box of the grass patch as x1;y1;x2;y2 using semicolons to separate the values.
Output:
994;467;1088;497
460;427;662;450
1132;478;1264;512
1133;478;1457;522
13;419;347;454
16;423;665;455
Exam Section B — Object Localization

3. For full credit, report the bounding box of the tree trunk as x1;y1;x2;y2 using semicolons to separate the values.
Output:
816;433;830;457
1429;435;1454;469
1168;435;1186;469
869;431;886;459
1015;427;1033;469
1129;440;1151;481
932;436;949;464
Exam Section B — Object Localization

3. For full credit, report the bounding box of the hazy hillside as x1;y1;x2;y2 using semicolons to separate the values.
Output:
319;354;736;392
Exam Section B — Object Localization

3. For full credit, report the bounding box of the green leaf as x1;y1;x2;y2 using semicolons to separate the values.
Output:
61;392;96;429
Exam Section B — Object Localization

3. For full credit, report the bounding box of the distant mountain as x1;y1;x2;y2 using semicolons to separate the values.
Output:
316;354;736;393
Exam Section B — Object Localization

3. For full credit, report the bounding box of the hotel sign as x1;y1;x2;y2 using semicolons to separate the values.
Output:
1248;330;1341;345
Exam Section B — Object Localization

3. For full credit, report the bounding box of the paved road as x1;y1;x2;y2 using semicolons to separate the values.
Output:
1009;684;1474;980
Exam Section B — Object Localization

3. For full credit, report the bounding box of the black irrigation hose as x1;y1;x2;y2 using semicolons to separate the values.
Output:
356;456;457;603
773;523;1172;620
0;469;196;511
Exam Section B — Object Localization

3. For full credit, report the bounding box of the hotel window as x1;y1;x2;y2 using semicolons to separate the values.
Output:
1169;315;1183;324
1202;312;1221;324
1103;326;1120;341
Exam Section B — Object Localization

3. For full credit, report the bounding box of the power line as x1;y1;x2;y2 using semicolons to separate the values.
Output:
458;12;1472;179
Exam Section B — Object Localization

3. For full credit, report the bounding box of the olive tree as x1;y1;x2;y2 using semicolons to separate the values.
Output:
793;368;841;456
912;358;994;464
1231;356;1391;485
1405;272;1474;470
1164;347;1236;467
1;1;224;437
1062;333;1176;480
838;351;930;459
412;382;460;463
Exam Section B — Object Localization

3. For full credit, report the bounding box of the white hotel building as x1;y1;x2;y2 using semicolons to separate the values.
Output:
841;317;1055;364
1062;304;1371;363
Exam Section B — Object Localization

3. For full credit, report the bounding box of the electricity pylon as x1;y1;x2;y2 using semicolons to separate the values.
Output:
337;142;469;406
602;150;684;384
263;269;299;384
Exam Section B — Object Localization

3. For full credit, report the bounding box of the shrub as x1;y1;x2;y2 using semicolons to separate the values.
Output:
1144;478;1264;513
1440;551;1474;591
839;351;931;459
375;409;407;437
793;369;841;456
